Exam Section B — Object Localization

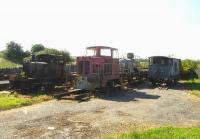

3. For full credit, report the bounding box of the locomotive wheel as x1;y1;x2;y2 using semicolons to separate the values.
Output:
30;84;40;92
151;81;156;87
44;85;55;92
167;80;175;87
9;81;15;89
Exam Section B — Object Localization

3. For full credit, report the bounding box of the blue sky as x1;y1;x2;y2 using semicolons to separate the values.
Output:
0;0;199;59
172;0;200;24
191;0;200;24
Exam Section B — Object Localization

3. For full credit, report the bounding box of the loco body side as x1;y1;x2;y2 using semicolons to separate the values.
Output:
75;46;120;90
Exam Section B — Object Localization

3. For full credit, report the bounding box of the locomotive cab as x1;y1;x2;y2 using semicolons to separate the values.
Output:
9;54;67;91
76;46;120;90
148;56;182;85
23;54;66;80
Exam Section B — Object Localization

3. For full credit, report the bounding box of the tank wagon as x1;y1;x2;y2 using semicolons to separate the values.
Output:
148;56;182;85
74;46;120;91
119;53;141;82
9;54;67;91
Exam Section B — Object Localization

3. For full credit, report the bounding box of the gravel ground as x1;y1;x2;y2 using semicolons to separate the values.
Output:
0;82;200;139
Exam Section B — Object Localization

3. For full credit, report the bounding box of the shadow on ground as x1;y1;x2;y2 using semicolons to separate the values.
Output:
99;90;160;102
131;81;192;91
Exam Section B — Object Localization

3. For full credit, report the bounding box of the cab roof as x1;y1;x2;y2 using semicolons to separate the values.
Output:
149;56;169;59
149;56;181;60
87;46;118;51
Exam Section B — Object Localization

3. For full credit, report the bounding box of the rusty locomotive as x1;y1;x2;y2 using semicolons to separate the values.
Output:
148;56;182;85
119;53;147;82
9;46;146;92
73;46;148;91
9;54;67;91
74;46;120;91
9;46;182;92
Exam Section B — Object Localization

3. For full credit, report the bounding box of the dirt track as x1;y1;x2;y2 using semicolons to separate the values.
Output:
0;82;200;139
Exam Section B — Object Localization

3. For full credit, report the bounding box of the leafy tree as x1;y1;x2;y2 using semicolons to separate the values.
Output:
195;61;200;79
23;50;31;57
182;59;197;79
35;48;72;62
182;59;197;73
36;48;60;55
59;50;71;61
31;44;45;54
23;56;32;63
3;41;24;63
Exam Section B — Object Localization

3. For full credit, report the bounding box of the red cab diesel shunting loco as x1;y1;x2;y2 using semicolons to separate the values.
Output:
75;46;120;90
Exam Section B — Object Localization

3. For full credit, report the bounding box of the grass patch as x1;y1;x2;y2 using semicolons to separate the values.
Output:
191;90;200;97
181;79;200;97
0;52;3;57
0;93;52;110
0;57;21;69
106;126;200;139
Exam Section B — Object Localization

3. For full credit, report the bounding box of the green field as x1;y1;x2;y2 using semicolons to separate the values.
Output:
0;52;3;57
182;79;200;97
0;56;21;69
0;93;52;110
106;126;200;139
0;57;21;69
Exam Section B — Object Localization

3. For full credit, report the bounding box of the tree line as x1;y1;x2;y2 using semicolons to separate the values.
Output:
182;59;200;79
1;41;72;64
